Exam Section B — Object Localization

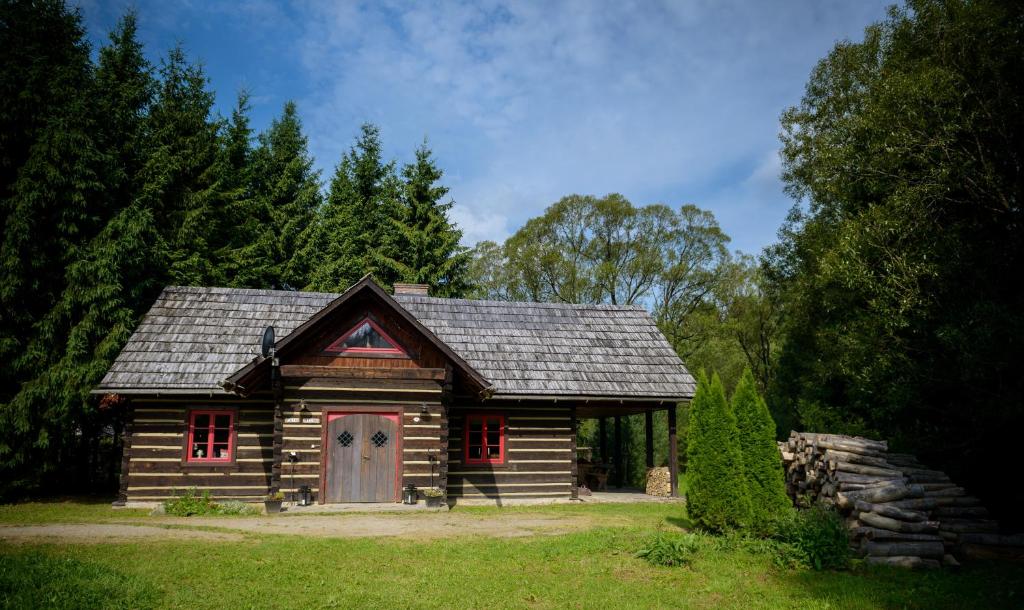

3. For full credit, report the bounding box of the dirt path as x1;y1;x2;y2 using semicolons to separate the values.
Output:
0;512;601;544
0;523;245;544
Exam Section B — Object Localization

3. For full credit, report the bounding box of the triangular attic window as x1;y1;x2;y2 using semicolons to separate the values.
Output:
324;319;405;355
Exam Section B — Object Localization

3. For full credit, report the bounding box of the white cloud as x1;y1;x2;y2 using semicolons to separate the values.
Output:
82;0;890;252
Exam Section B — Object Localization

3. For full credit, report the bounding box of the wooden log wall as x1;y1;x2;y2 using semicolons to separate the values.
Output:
125;395;275;501
447;403;575;500
278;382;446;502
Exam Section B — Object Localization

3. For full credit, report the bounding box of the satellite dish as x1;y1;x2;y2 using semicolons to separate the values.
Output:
261;326;276;358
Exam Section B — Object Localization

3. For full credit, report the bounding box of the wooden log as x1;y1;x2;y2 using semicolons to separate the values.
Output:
835;471;903;485
823;449;892;468
933;506;989;519
886;498;939;511
938;520;999;534
853;500;927;522
863;541;945;559
854;527;944;542
918;482;957;491
866;556;940;569
837;483;919;509
930;495;981;507
800;432;888;452
833;462;902;477
859;512;939;534
959;533;1024;547
924;487;965;498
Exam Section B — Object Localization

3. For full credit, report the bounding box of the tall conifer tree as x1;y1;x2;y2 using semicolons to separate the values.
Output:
732;368;791;532
242;102;321;289
376;142;472;297
0;8;159;492
686;372;752;532
304;123;400;291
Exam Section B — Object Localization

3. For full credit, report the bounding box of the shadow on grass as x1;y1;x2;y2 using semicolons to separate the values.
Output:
664;515;694;530
779;559;1024;609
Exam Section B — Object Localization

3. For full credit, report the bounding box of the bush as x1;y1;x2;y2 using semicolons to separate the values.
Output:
685;372;752;532
773;507;851;570
163;488;259;516
732;368;792;534
636;532;703;567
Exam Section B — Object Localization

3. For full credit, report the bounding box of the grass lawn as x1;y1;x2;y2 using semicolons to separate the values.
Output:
1;501;1022;609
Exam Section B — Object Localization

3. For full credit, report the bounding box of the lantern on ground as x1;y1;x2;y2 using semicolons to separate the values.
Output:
403;484;418;505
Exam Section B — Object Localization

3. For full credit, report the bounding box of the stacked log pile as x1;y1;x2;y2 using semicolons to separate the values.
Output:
645;467;671;497
780;432;1021;568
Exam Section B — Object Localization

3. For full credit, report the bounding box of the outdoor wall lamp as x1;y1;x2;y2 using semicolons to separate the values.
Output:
413;403;430;423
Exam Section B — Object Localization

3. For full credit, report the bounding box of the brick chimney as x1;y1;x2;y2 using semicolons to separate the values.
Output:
393;283;429;296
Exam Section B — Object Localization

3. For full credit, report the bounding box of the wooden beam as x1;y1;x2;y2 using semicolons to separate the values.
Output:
668;405;679;497
613;415;623;488
599;417;607;463
279;365;446;381
645;410;654;468
570;407;579;500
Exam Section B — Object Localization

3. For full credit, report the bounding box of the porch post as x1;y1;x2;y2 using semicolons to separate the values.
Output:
644;409;654;468
668;405;679;497
599;417;608;463
570;407;579;500
115;405;133;506
613;415;623;488
270;352;284;498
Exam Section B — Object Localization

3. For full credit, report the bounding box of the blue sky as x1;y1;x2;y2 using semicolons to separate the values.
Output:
78;0;891;255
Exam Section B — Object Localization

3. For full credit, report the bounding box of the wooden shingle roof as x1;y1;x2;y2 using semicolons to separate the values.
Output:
393;294;695;399
97;284;695;400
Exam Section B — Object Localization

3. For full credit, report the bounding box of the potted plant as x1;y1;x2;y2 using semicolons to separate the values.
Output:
264;491;284;514
421;487;445;508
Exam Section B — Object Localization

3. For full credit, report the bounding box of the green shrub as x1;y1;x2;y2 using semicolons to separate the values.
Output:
773;507;851;570
732;368;793;533
636;532;703;567
685;372;752;532
216;501;260;516
163;488;259;516
164;488;219;516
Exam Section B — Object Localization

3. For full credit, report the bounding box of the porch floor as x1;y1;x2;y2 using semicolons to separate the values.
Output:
577;488;685;504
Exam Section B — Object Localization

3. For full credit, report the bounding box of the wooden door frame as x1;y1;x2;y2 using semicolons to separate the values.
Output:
319;405;404;503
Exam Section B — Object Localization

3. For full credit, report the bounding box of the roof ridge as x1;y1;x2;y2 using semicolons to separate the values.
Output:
163;285;342;299
393;294;647;311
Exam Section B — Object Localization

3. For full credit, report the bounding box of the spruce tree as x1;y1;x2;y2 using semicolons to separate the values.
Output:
685;371;752;532
243;101;321;289
0;7;157;494
304;123;400;291
215;93;264;287
145;46;226;286
733;368;791;532
376;142;472;297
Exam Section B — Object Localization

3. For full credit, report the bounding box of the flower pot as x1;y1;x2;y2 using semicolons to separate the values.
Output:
264;500;282;514
424;495;443;508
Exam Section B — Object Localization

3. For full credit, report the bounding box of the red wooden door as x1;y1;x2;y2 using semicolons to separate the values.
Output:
326;413;398;502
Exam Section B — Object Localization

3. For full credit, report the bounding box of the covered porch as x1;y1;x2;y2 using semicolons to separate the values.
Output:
574;402;683;499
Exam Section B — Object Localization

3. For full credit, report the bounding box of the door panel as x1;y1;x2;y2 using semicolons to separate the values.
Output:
326;413;398;502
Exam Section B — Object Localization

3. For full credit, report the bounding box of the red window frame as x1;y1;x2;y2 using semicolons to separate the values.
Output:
463;414;505;465
323;317;406;355
186;410;235;463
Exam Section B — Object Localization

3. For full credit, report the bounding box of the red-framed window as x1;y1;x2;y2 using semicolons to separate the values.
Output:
464;414;505;465
323;318;406;355
187;410;235;462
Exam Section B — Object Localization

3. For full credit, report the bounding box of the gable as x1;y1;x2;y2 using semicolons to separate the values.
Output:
223;276;489;395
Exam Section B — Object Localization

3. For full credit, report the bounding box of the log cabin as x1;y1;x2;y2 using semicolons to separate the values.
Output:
94;276;695;505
